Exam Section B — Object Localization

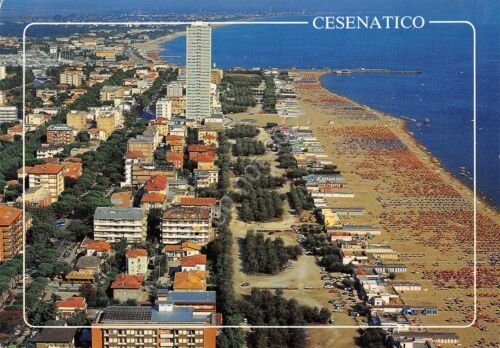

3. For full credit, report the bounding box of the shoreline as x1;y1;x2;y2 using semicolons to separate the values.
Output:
305;69;495;213
134;15;264;64
292;70;498;345
315;71;498;212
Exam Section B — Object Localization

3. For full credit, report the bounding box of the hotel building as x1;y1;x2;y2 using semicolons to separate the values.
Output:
161;207;213;246
93;207;147;244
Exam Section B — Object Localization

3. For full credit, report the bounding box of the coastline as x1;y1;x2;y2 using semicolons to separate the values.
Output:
229;69;498;346
317;74;498;212
134;16;264;64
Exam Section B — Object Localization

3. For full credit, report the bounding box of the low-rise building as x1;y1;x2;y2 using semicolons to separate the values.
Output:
56;296;87;319
110;274;144;302
110;191;133;208
79;237;111;257
75;255;101;274
126;249;148;276
173;271;206;291
164;241;202;261
193;168;219;188
143;175;168;194
181;255;207;272
140;192;166;211
33;320;77;348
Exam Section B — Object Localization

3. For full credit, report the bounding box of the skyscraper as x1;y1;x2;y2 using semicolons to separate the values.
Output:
186;22;212;122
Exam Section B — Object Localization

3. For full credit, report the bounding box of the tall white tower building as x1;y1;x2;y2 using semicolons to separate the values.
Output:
186;22;212;122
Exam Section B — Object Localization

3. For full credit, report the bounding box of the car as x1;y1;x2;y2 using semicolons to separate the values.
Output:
329;289;337;293
241;282;250;287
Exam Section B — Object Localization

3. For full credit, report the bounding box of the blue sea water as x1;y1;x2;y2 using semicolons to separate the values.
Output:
162;16;499;207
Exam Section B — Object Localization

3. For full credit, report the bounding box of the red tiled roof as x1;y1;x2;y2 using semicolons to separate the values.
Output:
125;151;144;159
179;197;217;207
181;255;207;267
173;271;206;290
163;206;210;220
111;191;132;208
0;204;22;226
126;249;148;258
181;242;202;251
143;175;167;192
166;135;184;146
141;192;166;203
56;297;86;309
187;144;216;153
0;134;15;141
164;245;183;252
149;117;169;125
110;274;144;289
166;152;183;161
29;163;64;175
196;153;215;162
85;240;111;253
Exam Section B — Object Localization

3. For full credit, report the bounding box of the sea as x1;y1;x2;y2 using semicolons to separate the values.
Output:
161;15;499;208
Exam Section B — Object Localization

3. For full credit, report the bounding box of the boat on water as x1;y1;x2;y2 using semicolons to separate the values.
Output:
423;117;431;125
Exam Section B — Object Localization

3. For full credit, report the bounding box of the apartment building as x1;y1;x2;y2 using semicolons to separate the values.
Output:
166;81;184;97
161;207;213;246
66;110;88;131
100;85;124;102
127;136;155;163
169;96;186;115
187;145;216;161
149;117;169;137
28;163;65;202
193;168;219;188
0;204;23;263
93;207;147;244
166;152;184;169
59;70;84;87
91;305;217;348
47;124;75;146
0;106;18;123
155;98;172;120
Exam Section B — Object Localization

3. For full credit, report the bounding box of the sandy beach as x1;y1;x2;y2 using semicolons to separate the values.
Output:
133;16;263;64
229;70;499;347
